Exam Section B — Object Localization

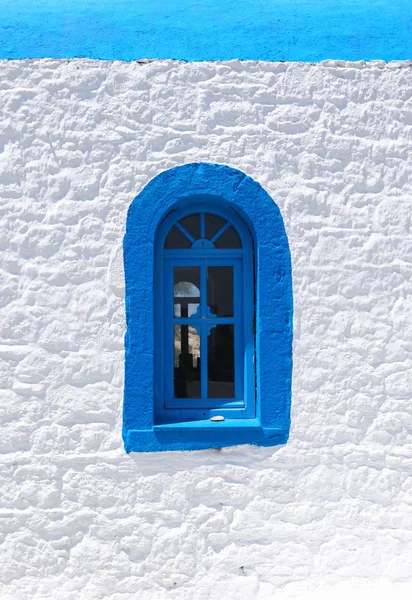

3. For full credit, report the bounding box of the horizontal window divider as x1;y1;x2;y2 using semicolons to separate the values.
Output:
155;418;262;431
172;317;235;325
164;249;243;258
164;399;245;409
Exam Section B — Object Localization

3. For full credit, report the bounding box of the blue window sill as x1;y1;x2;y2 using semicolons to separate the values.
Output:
124;419;289;453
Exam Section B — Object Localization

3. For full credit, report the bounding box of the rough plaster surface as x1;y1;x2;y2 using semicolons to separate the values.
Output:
1;59;412;599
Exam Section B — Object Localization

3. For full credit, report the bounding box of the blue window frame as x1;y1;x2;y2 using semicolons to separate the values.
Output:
156;206;255;423
123;163;293;452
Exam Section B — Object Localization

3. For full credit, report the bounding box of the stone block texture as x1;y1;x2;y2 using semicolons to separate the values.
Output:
1;59;412;599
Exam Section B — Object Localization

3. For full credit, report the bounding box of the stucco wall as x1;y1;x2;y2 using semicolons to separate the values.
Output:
1;59;412;599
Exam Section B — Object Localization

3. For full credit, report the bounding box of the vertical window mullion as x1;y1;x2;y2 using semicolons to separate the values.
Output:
243;247;256;418
233;259;244;407
165;260;174;404
200;260;207;319
206;260;236;403
200;260;208;399
200;323;208;400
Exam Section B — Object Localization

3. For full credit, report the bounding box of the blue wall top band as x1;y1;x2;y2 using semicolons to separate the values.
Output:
1;0;411;62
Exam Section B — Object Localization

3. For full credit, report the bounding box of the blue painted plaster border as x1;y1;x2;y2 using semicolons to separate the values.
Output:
1;0;411;62
123;163;293;452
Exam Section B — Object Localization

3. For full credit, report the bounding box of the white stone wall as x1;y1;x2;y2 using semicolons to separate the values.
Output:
1;59;412;599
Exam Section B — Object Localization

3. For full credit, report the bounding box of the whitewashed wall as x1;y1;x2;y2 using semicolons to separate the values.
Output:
1;59;412;599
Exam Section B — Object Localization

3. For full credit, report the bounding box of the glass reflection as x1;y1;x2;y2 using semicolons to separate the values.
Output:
179;214;200;241
214;226;242;248
205;214;226;240
174;325;201;398
207;266;233;317
174;267;200;317
208;325;234;398
164;226;192;249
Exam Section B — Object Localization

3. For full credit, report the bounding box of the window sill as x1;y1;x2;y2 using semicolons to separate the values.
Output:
124;419;288;452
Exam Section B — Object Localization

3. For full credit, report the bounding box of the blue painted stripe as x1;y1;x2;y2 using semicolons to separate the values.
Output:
0;0;411;62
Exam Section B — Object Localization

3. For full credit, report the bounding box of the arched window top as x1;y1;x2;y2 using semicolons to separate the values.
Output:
164;211;242;249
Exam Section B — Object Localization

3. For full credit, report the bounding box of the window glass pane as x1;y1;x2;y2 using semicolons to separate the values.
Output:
174;267;200;317
205;214;226;240
165;226;192;249
214;226;242;248
179;214;200;241
174;325;201;398
208;325;234;398
207;266;233;317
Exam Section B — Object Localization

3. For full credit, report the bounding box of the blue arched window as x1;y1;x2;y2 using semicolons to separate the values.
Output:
123;163;293;452
156;204;255;423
